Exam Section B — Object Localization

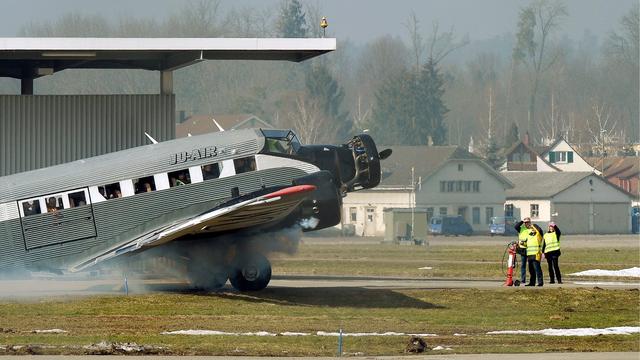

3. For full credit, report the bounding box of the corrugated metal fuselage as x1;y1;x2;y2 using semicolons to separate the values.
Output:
0;129;310;273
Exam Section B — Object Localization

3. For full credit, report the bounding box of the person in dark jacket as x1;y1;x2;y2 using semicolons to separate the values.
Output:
542;222;562;284
514;217;532;285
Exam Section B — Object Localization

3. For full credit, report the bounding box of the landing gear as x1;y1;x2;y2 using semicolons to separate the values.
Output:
229;253;272;291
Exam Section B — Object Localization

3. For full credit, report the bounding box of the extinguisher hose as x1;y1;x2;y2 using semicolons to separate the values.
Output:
501;241;517;276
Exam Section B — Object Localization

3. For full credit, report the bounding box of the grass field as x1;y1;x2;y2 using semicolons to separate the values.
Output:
0;235;638;356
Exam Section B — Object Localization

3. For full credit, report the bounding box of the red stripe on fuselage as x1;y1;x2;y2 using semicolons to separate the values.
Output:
263;185;316;199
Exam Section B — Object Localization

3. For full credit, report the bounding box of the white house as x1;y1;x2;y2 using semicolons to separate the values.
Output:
503;172;632;234
341;146;514;236
539;138;600;173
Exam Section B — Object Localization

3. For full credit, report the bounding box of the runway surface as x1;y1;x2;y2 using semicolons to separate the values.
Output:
0;274;637;298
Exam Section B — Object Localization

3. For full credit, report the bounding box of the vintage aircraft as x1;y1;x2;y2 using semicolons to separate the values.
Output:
0;128;389;291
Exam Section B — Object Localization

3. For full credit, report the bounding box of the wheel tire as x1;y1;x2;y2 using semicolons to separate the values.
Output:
514;280;521;287
188;264;228;291
229;253;272;291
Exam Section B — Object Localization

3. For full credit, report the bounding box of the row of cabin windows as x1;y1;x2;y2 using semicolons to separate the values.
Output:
439;180;480;193
19;156;257;217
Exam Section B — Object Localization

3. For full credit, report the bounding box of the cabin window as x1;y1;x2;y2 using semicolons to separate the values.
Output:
201;163;221;180
262;129;301;155
134;176;156;194
69;191;87;208
98;182;122;200
234;156;256;174
168;169;191;187
45;195;64;212
21;199;42;216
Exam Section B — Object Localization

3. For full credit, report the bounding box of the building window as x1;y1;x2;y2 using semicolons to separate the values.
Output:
505;204;514;217
447;181;454;192
426;207;434;222
549;151;574;163
439;207;447;215
456;180;463;192
464;181;471;192
472;207;480;224
472;181;480;192
530;204;539;219
485;207;494;224
440;181;446;192
458;164;463;171
349;207;357;222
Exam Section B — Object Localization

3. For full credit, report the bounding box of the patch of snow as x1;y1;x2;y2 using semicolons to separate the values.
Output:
573;281;640;286
317;331;436;337
418;267;433;270
32;329;67;334
487;326;640;336
453;333;467;336
163;329;438;337
570;267;640;278
432;345;453;350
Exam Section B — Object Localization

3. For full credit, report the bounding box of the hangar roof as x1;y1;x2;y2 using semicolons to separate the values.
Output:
0;37;336;78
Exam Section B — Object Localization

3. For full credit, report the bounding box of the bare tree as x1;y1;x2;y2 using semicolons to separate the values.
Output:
351;95;372;133
605;3;639;72
587;102;622;150
513;0;568;134
404;11;426;73
287;94;337;144
427;22;469;65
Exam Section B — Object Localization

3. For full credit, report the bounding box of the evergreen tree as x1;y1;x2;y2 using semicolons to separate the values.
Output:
278;0;308;38
505;122;519;149
417;57;448;145
304;63;351;140
483;137;504;170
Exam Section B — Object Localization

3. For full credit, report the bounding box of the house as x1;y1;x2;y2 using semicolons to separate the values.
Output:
502;140;559;172
341;146;514;236
503;172;632;234
176;114;273;138
586;156;640;206
539;138;599;173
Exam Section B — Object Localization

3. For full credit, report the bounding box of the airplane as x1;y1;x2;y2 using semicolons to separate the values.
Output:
0;128;390;291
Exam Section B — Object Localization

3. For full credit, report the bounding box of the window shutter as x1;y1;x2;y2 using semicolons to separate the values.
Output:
568;151;574;163
549;151;556;163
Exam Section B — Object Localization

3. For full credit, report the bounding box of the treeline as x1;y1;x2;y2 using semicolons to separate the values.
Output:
1;0;638;153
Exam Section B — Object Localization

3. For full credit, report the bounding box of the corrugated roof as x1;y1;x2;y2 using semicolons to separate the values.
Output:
176;114;272;138
503;172;592;199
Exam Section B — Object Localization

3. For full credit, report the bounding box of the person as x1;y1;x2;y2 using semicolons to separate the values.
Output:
46;197;58;213
524;219;544;286
514;217;531;285
543;222;562;284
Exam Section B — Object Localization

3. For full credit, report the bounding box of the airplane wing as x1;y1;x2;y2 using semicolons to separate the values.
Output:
70;184;316;272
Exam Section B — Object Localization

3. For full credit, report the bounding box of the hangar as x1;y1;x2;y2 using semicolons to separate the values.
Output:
0;37;335;176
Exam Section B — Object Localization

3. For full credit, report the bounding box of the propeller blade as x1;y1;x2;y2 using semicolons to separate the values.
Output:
379;148;392;160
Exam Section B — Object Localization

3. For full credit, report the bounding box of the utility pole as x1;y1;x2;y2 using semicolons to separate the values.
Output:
411;167;415;241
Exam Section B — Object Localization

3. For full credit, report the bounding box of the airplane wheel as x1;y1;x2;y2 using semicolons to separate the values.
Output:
188;264;228;291
229;253;271;291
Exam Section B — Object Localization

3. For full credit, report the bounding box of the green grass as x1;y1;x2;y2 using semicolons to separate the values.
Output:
271;242;640;279
1;238;638;355
0;288;638;355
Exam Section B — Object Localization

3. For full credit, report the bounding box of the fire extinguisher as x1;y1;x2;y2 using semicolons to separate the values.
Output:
503;241;521;287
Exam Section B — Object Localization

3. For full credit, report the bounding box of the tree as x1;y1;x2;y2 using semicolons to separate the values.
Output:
513;0;568;135
482;137;504;170
304;63;350;140
505;122;520;149
277;0;308;38
368;58;448;146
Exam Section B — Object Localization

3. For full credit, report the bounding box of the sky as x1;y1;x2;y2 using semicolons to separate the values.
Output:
0;0;635;44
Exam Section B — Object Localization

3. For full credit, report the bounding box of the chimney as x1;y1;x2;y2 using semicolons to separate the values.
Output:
523;131;530;146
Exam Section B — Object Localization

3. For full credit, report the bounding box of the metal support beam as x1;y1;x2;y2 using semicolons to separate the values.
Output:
21;77;33;95
160;70;173;95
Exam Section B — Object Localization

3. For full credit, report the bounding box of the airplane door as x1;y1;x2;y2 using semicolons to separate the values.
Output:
20;188;97;250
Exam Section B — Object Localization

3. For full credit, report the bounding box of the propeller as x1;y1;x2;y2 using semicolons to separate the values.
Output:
378;148;392;160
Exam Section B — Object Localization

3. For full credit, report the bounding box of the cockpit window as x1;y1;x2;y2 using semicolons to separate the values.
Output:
261;130;301;155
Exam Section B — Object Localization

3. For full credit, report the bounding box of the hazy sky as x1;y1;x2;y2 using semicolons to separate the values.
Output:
0;0;634;44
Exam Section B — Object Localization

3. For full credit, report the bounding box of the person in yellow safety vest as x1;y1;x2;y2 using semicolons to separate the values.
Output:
543;222;562;284
514;217;532;285
524;219;544;286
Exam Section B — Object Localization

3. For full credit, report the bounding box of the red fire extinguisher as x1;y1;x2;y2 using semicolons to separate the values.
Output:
504;241;521;287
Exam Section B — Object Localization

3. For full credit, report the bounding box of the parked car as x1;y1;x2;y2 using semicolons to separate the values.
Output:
429;215;473;236
489;216;518;236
